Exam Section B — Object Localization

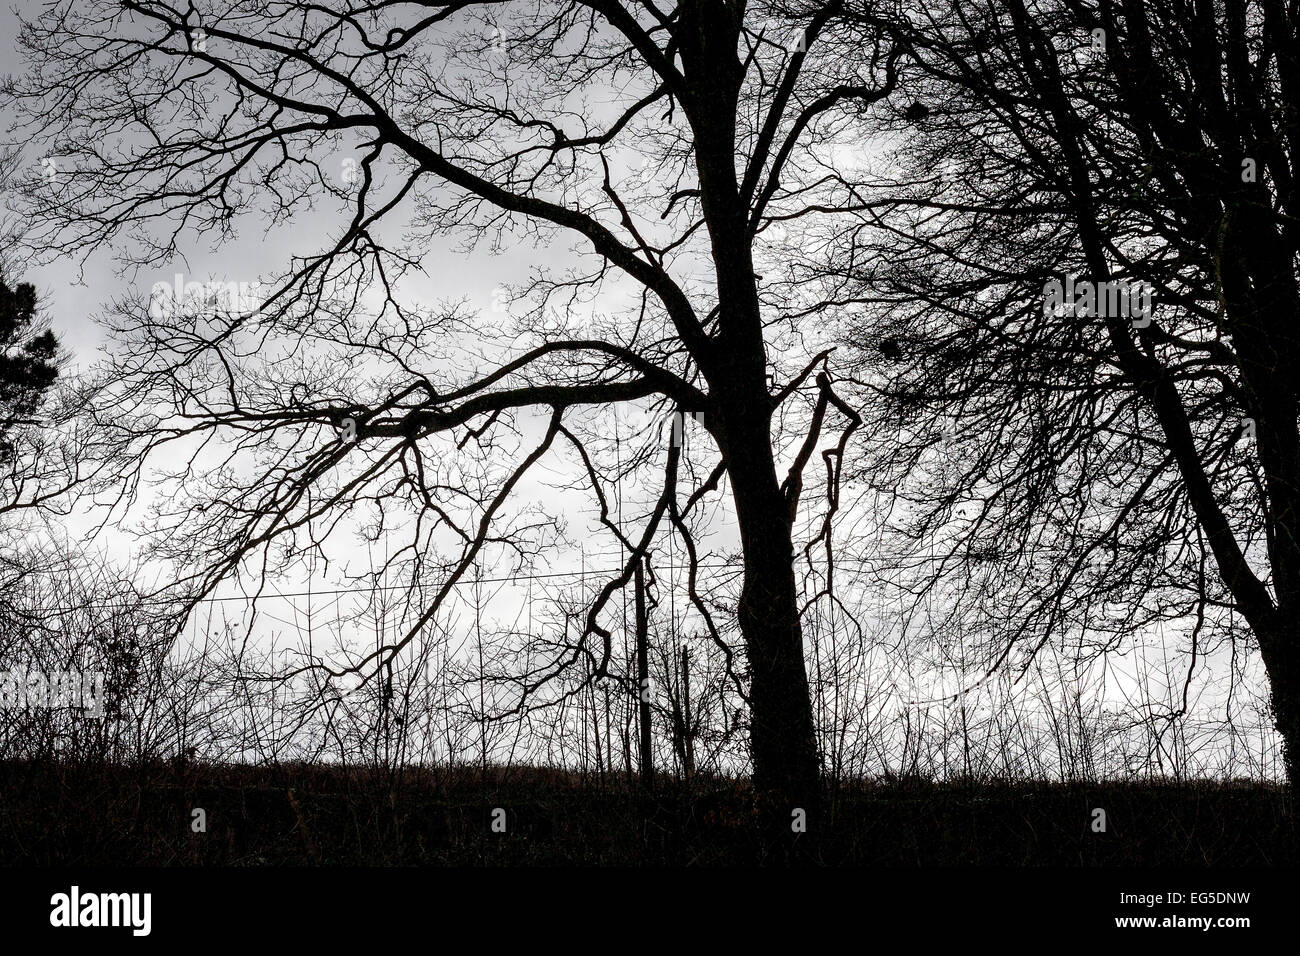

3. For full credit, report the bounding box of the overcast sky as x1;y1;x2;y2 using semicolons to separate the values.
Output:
0;0;1273;776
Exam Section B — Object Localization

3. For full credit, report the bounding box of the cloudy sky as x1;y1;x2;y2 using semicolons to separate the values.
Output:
0;0;1275;776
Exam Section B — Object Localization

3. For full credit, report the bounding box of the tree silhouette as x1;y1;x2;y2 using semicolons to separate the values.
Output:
817;0;1300;780
0;275;59;460
3;0;907;841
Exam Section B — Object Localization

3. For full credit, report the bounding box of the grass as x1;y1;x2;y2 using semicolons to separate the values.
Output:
0;760;1292;865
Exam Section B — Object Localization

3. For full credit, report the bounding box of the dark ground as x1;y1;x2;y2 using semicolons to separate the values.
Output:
0;761;1292;865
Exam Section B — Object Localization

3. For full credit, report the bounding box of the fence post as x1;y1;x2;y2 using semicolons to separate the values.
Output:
635;556;653;791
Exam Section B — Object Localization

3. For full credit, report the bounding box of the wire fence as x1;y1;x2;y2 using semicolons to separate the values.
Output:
0;553;1284;782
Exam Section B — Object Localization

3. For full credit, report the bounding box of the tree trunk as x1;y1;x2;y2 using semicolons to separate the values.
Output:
1256;613;1300;784
673;0;821;845
723;408;822;849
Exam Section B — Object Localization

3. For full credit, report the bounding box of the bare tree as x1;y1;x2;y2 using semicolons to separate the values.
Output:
3;0;905;836
812;0;1300;780
0;543;181;764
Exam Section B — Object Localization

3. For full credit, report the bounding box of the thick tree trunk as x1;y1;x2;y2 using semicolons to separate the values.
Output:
1223;203;1300;787
723;408;822;849
672;0;821;846
1256;614;1300;784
